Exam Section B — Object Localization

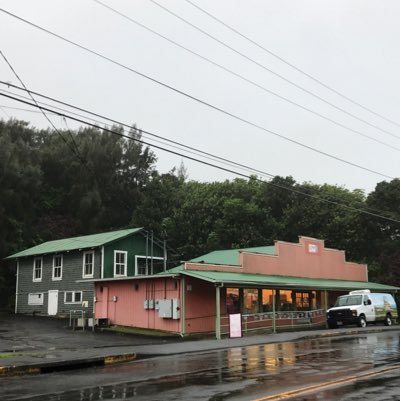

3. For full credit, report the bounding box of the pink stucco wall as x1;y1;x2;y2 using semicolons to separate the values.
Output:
184;236;368;282
94;277;222;334
94;278;181;332
183;277;221;334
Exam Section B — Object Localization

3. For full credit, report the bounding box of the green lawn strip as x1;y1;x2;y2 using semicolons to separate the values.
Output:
0;351;46;359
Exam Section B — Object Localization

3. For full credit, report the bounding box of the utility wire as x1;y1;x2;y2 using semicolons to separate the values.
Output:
150;0;398;139
0;105;10;118
0;49;87;169
3;83;396;219
184;0;400;128
92;0;398;151
0;9;395;179
0;80;397;183
0;91;399;223
0;84;278;179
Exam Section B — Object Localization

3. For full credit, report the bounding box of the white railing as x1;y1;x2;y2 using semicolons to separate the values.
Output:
221;309;326;335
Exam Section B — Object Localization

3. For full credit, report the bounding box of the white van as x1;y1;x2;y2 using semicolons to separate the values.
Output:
326;290;398;329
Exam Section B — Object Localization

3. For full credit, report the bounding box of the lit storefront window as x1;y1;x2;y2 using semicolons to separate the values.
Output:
243;289;259;314
262;289;274;311
226;288;240;314
226;288;322;315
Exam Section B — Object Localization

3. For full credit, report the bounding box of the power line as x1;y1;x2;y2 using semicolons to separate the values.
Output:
0;90;399;224
183;0;400;128
2;82;397;220
92;0;398;151
0;9;395;179
0;49;87;169
0;105;10;118
0;83;278;179
150;0;399;139
3;83;394;219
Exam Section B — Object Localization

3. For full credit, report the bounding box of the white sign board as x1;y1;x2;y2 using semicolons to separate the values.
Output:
229;313;242;338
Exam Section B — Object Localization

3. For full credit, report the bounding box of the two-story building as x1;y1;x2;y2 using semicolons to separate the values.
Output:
6;228;167;317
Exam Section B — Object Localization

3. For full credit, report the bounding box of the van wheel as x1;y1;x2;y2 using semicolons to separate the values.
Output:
358;316;367;328
384;314;392;326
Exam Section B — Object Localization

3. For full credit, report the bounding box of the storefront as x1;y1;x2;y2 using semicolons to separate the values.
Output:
91;236;398;338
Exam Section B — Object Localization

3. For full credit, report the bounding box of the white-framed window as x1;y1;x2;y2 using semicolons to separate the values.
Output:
135;255;164;275
52;255;63;280
82;251;94;278
32;257;43;282
28;292;44;305
114;250;127;277
64;291;83;304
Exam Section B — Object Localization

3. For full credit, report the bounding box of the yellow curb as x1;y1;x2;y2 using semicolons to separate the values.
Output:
0;366;41;376
104;353;137;365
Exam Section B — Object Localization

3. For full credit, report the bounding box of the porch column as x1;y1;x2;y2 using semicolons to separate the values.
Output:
272;289;276;334
216;285;221;340
324;290;328;311
181;276;186;337
15;260;19;314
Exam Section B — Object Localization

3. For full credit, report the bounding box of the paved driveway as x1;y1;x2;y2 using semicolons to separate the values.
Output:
0;312;177;353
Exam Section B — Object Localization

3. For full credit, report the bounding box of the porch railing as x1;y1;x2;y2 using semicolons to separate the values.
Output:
220;309;326;335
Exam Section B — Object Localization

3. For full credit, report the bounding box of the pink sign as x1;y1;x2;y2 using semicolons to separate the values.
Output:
229;313;242;338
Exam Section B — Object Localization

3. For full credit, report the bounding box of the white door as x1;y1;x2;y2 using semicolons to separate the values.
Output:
48;290;59;315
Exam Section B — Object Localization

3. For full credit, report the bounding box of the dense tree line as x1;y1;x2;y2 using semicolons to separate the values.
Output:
0;119;399;309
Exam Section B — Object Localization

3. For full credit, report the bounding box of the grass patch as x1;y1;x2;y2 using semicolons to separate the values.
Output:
0;352;46;359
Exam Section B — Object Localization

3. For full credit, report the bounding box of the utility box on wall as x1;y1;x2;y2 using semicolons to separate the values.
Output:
172;298;180;320
156;299;180;319
158;299;172;318
144;299;155;310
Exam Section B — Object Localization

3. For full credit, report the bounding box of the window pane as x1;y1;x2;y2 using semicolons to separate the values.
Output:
65;292;73;303
243;289;259;314
85;253;93;264
74;292;82;302
84;252;93;276
226;288;240;314
262;289;273;311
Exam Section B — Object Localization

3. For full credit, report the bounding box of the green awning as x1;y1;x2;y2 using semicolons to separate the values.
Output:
180;269;398;291
6;228;143;259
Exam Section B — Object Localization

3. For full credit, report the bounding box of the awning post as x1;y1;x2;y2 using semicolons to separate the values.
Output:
216;285;221;340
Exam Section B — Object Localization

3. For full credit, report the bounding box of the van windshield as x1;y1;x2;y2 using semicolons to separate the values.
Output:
334;295;362;307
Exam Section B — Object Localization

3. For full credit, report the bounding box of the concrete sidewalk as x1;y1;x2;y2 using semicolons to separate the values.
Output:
0;313;398;376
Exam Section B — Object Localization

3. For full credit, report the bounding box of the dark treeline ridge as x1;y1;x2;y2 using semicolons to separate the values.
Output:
0;119;399;309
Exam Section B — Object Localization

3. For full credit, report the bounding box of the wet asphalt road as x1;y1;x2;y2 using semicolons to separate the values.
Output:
1;331;399;401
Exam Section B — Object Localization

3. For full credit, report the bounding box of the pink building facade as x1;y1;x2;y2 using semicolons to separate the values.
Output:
92;236;397;338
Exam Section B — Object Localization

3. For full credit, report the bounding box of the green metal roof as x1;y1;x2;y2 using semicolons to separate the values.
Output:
6;228;143;259
179;269;399;291
189;245;276;266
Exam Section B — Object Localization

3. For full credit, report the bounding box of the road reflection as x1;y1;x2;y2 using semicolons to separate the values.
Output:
4;332;399;401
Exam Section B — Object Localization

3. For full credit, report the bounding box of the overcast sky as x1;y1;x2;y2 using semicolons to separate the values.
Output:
0;0;399;194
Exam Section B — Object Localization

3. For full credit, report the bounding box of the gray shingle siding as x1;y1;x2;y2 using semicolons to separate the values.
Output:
16;249;101;316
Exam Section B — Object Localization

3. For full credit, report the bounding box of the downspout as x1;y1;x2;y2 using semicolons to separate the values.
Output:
150;231;154;275
145;231;149;275
163;239;167;272
181;276;186;337
101;246;104;279
215;283;224;340
15;260;19;314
